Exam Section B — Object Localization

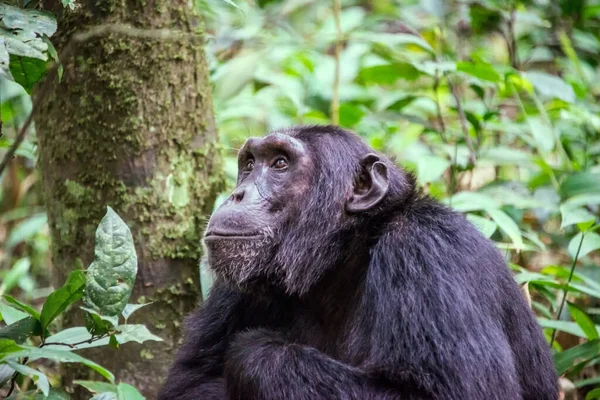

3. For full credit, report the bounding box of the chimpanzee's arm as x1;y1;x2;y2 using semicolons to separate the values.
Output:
158;281;287;400
224;329;396;400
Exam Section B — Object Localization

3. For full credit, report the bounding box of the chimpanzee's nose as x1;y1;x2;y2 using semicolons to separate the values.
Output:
231;186;245;203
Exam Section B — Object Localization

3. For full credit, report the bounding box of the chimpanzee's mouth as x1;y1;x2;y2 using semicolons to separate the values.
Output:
204;230;263;240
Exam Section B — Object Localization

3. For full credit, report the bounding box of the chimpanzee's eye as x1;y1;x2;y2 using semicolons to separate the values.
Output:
244;159;254;171
272;158;288;170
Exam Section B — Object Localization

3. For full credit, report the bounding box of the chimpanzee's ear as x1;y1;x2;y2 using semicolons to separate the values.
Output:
346;153;389;213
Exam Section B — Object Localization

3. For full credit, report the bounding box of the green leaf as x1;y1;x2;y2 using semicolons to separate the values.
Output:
91;393;118;400
338;103;365;128
0;302;28;325
3;295;40;320
568;302;599;340
0;317;41;343
586;388;600;400
44;324;161;351
84;207;138;318
0;258;31;297
527;117;555;153
554;339;600;375
0;338;23;356
416;155;450;184
40;270;86;331
121;303;152;321
466;214;498;238
444;191;498;212
486;208;524;249
74;380;118;394
42;35;62;80
522;71;576;103
560;205;596;230
83;307;113;335
0;3;57;36
7;360;49;397
9;55;48;93
2;347;114;382
561;173;600;198
537;318;593;338
354;31;435;54
569;232;600;259
117;383;145;400
359;63;422;85
6;213;47;249
456;61;501;82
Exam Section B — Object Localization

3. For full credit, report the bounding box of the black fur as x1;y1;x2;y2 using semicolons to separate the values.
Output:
159;126;558;400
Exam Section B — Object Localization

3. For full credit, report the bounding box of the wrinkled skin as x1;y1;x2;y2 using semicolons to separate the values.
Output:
160;125;558;400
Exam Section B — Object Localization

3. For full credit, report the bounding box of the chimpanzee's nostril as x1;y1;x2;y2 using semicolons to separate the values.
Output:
231;187;245;203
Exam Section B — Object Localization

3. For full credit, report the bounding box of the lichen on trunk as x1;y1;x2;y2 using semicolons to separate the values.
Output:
35;0;223;397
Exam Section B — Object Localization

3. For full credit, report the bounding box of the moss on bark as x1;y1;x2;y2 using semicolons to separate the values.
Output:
35;0;223;396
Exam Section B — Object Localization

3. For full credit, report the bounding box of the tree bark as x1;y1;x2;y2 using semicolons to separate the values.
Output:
35;0;223;397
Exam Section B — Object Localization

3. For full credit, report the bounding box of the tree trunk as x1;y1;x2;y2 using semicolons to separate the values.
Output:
35;0;222;397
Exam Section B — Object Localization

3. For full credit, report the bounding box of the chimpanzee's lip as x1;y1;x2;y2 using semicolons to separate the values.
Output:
204;230;263;240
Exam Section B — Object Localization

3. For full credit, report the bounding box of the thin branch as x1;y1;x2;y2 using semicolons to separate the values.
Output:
550;232;585;347
506;7;519;69
444;72;476;165
42;332;112;349
330;0;342;125
0;24;200;177
432;72;448;143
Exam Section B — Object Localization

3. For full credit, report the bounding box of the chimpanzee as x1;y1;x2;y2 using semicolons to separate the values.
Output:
159;125;558;400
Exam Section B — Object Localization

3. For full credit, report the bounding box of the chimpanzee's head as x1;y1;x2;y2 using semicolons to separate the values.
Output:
204;125;412;295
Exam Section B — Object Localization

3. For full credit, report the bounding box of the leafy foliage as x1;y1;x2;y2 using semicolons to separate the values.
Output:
0;208;159;399
201;0;600;396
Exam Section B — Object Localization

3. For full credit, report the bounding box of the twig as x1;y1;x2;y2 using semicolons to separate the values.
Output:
506;7;519;69
432;72;448;143
444;72;476;165
0;24;200;177
330;0;342;125
41;332;113;349
550;233;585;347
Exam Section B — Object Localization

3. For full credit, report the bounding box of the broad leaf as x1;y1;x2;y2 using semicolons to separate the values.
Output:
561;173;600;198
0;258;31;297
560;206;596;230
523;71;576;103
457;61;501;82
0;302;28;325
40;270;86;331
0;338;23;356
7;360;49;397
486;208;524;249
2;347;114;382
74;380;117;394
569;232;600;259
84;207;138;318
568;302;599;340
44;324;162;351
9;55;48;93
3;295;40;320
466;214;498;238
117;383;145;400
122;303;152;321
0;317;41;343
554;339;600;375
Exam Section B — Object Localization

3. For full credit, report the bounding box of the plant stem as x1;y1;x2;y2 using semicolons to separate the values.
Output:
550;233;585;347
330;0;342;125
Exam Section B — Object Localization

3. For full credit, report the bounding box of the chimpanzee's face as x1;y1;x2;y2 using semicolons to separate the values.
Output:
203;132;313;286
